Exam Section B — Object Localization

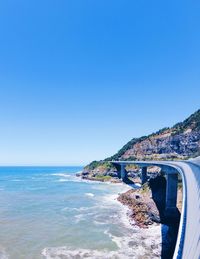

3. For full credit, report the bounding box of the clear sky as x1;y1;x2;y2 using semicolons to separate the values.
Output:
0;0;200;165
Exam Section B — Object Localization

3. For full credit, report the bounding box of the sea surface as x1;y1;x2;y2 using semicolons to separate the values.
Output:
0;167;161;259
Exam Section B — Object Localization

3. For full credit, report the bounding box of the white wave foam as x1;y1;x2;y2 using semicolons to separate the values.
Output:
42;247;121;259
93;220;107;226
61;206;94;212
74;214;85;223
42;225;161;259
58;179;69;182
85;193;94;197
52;173;71;178
54;174;99;184
47;172;161;258
74;211;96;223
104;229;122;249
101;194;118;203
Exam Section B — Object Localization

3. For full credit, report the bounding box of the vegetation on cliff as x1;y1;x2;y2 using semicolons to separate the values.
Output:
83;109;200;177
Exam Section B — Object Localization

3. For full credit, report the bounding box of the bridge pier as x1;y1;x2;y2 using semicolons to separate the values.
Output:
121;164;128;182
165;173;178;217
110;161;186;258
112;163;128;180
113;163;122;179
141;167;148;184
112;163;134;184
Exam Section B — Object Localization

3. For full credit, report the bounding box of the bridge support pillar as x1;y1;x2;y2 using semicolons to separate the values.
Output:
141;167;148;184
121;164;128;181
165;173;178;215
113;163;122;179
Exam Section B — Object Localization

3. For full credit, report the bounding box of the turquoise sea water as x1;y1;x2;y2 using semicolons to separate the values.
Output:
0;167;161;259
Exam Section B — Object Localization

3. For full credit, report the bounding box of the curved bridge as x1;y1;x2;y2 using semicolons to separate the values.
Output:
111;158;200;259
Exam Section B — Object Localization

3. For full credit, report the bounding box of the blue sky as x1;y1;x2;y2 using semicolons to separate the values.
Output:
0;0;200;165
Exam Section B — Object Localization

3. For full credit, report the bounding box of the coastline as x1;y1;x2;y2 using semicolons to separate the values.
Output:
117;185;160;228
76;172;161;229
76;171;182;226
76;170;182;258
43;175;162;259
0;167;162;259
97;176;163;258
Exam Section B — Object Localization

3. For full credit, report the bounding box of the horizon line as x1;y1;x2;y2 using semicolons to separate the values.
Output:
0;164;85;167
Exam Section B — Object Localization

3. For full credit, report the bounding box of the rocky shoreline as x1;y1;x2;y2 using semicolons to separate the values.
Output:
76;170;163;229
117;184;160;228
77;171;182;229
76;171;183;258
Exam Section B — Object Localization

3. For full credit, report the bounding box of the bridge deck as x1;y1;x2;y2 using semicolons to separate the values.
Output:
111;160;200;259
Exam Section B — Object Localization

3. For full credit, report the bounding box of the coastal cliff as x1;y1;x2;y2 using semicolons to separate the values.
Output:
76;110;198;258
79;109;200;180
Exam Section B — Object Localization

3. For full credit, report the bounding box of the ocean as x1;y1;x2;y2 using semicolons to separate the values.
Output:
0;166;161;259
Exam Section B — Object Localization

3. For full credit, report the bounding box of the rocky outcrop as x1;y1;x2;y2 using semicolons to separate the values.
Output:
118;176;182;259
117;185;160;228
81;109;200;177
121;129;200;160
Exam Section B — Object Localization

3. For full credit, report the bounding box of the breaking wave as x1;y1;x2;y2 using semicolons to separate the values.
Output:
42;224;161;259
85;193;94;197
52;173;71;178
52;172;97;184
42;188;161;259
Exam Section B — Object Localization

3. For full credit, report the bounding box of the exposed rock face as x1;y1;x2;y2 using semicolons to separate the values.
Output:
122;130;200;160
117;186;160;228
82;109;200;176
117;176;181;259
